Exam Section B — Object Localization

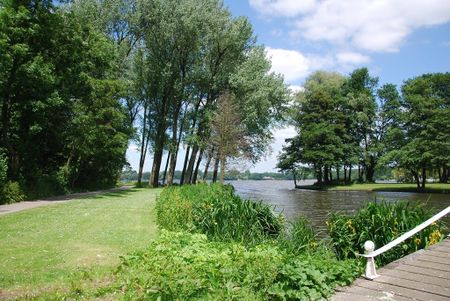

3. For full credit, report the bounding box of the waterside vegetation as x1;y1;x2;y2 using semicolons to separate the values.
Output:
0;184;445;299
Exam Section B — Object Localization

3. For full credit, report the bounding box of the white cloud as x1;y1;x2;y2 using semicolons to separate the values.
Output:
266;47;311;82
289;85;304;93
249;0;316;18
251;0;450;53
274;126;297;139
266;47;369;82
336;51;370;65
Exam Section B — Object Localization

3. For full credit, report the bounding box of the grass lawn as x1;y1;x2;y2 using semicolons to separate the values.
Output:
296;183;450;193
0;188;161;299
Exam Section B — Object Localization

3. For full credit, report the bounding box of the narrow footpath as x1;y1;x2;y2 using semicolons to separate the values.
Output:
0;186;133;216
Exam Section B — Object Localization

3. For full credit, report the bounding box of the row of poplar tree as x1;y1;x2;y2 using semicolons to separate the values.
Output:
0;0;289;198
277;69;449;189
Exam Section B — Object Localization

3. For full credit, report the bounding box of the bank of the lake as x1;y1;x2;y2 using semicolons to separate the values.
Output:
295;182;450;194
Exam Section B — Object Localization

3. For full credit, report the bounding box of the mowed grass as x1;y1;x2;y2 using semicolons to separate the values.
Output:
0;188;161;296
297;183;450;193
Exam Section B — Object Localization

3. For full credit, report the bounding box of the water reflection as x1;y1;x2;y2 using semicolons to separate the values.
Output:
229;180;450;234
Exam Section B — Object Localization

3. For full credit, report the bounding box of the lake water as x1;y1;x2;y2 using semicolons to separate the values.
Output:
229;180;450;234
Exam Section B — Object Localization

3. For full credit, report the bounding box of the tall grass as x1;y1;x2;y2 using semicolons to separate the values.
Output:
327;201;444;265
155;183;284;243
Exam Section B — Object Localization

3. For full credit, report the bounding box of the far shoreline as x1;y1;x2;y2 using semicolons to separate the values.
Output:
295;182;450;194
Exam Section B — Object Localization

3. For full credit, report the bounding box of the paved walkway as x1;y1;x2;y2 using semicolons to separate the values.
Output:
333;238;450;301
0;186;133;215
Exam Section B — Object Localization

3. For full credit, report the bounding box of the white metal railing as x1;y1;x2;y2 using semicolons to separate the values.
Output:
360;205;450;280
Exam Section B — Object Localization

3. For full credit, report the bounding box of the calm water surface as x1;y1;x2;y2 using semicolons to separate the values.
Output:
229;180;450;234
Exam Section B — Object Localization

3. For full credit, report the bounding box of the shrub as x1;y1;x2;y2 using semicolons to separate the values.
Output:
327;201;444;265
114;231;362;301
0;151;7;186
1;181;26;204
278;216;319;254
155;183;284;243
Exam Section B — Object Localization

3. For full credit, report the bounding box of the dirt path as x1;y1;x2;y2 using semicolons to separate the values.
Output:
0;186;133;216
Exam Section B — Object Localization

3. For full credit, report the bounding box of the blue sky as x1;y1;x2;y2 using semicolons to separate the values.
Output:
127;0;450;173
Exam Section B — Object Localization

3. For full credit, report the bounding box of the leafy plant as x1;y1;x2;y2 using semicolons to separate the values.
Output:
1;181;25;204
113;231;362;301
278;216;319;254
155;183;284;244
327;201;444;265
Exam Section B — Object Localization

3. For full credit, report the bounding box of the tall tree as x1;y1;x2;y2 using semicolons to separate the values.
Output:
289;71;346;184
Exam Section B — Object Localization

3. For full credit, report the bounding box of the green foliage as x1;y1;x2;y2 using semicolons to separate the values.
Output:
0;1;131;199
0;150;7;185
278;216;319;254
156;183;284;243
327;201;444;265
1;180;25;204
114;230;362;301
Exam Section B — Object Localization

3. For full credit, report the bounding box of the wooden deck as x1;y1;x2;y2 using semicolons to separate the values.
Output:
333;238;450;301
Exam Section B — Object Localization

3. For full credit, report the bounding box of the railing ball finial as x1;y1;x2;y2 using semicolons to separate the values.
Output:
363;240;379;280
364;240;375;253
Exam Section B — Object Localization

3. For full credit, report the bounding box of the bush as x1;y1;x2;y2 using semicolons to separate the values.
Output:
278;216;319;254
114;231;362;301
156;183;284;243
327;201;444;265
1;181;25;204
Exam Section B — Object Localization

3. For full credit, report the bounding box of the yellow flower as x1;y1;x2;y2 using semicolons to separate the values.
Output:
428;229;442;245
414;238;421;246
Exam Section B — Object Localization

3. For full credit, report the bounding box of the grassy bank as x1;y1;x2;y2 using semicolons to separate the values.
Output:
296;183;450;193
0;188;161;298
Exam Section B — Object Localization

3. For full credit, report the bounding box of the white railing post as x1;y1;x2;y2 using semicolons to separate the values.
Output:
363;240;379;280
360;205;450;280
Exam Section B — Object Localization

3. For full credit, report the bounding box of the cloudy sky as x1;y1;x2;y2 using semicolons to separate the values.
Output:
127;0;450;173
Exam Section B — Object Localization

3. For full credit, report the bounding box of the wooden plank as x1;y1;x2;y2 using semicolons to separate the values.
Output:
354;279;450;301
334;286;411;301
416;254;450;265
405;258;450;272
439;239;450;247
379;269;450;288
395;264;450;280
373;275;450;297
425;250;450;259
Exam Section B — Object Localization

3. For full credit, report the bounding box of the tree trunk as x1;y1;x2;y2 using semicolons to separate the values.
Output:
220;156;226;184
411;170;420;189
293;171;297;187
344;167;347;182
137;105;149;187
324;165;329;184
316;164;323;184
421;165;426;191
365;156;376;183
336;166;340;181
162;151;170;185
348;165;352;183
167;103;185;186
185;144;199;184
212;157;219;183
180;146;190;185
202;149;213;181
439;165;449;183
149;129;165;188
192;149;203;184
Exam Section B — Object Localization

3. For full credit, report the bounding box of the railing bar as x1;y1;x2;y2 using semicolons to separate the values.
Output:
361;205;450;258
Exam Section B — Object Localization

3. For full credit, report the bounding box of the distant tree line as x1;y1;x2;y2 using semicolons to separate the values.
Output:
120;166;315;183
0;0;288;201
278;69;449;190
